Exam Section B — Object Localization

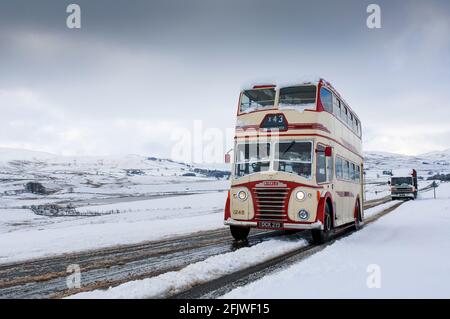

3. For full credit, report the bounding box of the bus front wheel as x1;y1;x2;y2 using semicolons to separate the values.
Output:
230;226;250;241
311;204;332;244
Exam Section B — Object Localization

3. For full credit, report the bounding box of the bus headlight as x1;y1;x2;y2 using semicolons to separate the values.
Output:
295;191;306;201
298;209;309;220
237;190;248;201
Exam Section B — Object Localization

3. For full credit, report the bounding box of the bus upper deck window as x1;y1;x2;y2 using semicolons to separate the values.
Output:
240;89;276;114
333;95;341;117
344;106;349;124
319;87;333;113
279;86;317;111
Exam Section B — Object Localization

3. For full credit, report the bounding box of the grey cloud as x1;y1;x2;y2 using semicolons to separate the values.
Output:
0;0;449;156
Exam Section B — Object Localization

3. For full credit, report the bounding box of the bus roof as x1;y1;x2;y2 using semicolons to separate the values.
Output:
239;77;360;123
240;76;321;91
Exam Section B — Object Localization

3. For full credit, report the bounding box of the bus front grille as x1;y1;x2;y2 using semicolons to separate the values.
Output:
253;187;289;221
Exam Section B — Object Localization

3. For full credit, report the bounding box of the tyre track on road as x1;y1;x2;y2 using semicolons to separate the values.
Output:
0;227;282;298
171;200;404;299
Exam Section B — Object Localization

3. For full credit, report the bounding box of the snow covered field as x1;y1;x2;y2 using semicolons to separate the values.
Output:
0;147;229;209
223;182;450;299
0;192;228;264
0;148;231;263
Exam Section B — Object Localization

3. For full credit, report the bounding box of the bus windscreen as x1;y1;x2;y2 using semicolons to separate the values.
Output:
274;141;312;179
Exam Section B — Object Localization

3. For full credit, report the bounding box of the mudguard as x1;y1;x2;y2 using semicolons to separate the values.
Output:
224;191;231;221
316;191;333;226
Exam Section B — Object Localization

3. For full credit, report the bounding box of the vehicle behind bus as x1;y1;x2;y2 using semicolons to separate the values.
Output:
390;169;418;200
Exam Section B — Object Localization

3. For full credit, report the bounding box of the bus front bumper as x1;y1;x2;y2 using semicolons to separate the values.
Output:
224;218;323;230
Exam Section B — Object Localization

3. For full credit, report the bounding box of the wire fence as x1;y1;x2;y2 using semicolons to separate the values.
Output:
418;182;439;193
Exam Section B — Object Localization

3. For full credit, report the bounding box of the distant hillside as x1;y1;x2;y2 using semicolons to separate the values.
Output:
418;149;450;161
364;149;450;180
1;146;448;181
0;147;57;162
0;148;230;188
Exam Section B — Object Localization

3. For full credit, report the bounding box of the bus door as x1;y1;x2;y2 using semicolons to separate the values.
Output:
333;156;349;225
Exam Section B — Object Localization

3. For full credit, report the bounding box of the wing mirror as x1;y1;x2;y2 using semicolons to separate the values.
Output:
324;146;332;157
224;154;231;164
224;149;233;164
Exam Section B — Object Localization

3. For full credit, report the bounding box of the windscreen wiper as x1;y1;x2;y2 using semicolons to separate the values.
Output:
282;141;296;157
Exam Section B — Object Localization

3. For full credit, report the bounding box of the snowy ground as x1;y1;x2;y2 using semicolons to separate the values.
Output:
66;199;400;299
0;192;228;264
364;182;390;201
363;200;402;218
223;182;450;299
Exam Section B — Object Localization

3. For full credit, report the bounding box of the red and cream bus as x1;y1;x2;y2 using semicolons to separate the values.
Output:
224;78;364;243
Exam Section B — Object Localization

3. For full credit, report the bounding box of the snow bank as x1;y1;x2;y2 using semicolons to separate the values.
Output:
364;200;402;218
68;238;308;299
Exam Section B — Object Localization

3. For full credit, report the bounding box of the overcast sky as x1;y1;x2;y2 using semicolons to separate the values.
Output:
0;0;449;160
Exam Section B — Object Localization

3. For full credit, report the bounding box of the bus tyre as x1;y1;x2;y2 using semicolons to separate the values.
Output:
230;226;250;241
312;204;332;244
354;200;361;231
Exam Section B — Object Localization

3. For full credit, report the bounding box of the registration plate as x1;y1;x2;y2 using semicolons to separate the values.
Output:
258;221;283;229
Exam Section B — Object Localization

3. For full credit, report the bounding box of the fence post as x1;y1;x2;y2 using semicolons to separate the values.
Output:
432;181;437;199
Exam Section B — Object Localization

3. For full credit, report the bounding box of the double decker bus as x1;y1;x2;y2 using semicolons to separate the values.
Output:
224;78;363;243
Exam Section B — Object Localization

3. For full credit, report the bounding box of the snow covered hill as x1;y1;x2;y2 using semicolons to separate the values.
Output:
364;149;450;181
0;147;57;162
0;148;230;208
418;149;450;161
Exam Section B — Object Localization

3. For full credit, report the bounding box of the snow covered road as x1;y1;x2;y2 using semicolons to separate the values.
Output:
65;197;404;299
223;183;450;299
